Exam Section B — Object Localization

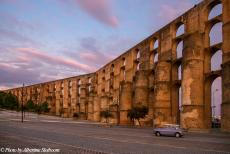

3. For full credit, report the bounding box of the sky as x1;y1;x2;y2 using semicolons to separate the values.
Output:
0;0;222;116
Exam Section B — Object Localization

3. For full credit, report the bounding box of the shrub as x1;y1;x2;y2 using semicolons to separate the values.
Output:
25;100;35;112
127;105;148;126
73;112;80;118
100;110;113;123
0;92;19;110
40;102;50;113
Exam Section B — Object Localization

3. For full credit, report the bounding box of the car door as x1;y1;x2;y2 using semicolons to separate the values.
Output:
161;127;170;135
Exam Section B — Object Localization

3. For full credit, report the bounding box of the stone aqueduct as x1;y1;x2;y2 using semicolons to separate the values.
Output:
4;0;230;132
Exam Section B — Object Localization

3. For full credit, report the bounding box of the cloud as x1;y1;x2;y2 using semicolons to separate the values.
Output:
79;37;113;64
0;61;45;88
17;47;96;73
0;46;97;90
65;37;113;68
0;28;36;46
75;0;119;27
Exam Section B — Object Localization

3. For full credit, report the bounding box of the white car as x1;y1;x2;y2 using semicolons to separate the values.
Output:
153;124;184;138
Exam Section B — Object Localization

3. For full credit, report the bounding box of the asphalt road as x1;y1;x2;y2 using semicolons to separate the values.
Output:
0;110;230;154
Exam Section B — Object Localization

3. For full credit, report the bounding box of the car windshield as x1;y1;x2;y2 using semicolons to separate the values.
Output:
162;124;180;129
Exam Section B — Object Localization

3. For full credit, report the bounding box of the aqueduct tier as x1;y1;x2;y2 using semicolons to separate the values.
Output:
4;0;230;132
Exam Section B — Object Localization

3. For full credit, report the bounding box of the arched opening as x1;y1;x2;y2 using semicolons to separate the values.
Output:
123;58;126;66
211;50;222;71
209;22;222;46
78;79;81;95
88;78;92;92
154;53;158;63
176;24;185;37
211;77;222;128
149;53;154;67
137;62;140;71
177;41;183;59
136;50;140;59
154;40;159;49
78;79;81;85
179;86;182;111
123;70;126;81
208;4;222;20
178;65;182;80
111;64;114;72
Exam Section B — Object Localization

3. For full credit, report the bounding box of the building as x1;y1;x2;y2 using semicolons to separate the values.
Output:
3;0;230;132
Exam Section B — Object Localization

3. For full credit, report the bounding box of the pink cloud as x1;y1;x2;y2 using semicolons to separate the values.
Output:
80;51;98;61
75;0;119;27
17;47;96;72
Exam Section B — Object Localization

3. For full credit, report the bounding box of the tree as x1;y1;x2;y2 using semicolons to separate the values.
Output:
40;102;50;113
100;110;113;123
25;100;35;112
127;105;148;126
0;92;19;110
34;102;49;115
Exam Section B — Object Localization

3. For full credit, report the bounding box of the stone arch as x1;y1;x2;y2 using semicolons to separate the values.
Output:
88;77;92;92
204;72;222;129
176;23;185;37
179;86;182;110
211;77;222;121
111;64;114;72
154;53;158;63
178;65;182;80
123;69;126;81
211;50;222;71
209;22;222;46
154;40;159;49
177;41;183;59
208;3;222;20
122;57;126;66
204;15;223;74
137;63;140;71
136;48;140;59
204;0;222;47
78;79;81;95
206;0;222;20
149;37;159;67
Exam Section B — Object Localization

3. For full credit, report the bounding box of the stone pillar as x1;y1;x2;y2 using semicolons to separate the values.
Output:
134;70;148;106
134;70;151;125
153;61;172;127
181;32;205;130
63;81;69;118
79;86;87;119
222;0;230;132
119;82;132;125
87;95;94;121
100;95;109;122
93;96;100;122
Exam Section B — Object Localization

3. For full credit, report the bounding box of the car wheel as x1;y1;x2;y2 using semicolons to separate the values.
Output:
155;132;161;137
175;132;181;138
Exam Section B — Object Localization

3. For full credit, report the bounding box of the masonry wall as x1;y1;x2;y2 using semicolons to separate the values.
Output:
4;0;230;132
